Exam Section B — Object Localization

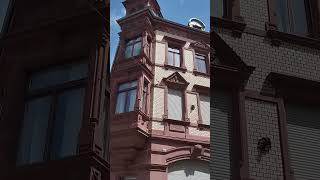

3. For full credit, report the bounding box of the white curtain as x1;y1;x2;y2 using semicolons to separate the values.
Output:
168;160;210;180
200;95;210;125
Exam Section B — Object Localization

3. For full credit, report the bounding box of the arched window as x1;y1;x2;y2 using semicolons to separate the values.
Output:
168;160;209;180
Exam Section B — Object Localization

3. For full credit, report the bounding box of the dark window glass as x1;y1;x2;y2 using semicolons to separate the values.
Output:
276;0;289;32
0;0;10;33
275;0;311;35
212;0;224;18
28;62;88;92
116;81;137;113
195;54;207;73
124;37;142;59
17;96;51;165
50;88;85;159
292;0;309;34
168;47;181;67
17;62;87;165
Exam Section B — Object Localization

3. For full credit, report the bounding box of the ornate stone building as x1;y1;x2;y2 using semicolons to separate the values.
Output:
212;0;320;179
110;0;210;179
0;0;110;180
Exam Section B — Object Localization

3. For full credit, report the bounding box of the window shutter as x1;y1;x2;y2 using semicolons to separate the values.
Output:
287;103;320;179
211;90;233;179
168;89;182;120
200;95;210;125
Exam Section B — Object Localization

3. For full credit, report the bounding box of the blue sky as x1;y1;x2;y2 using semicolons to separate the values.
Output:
110;0;210;68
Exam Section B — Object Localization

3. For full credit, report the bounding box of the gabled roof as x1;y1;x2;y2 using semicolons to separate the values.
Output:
163;72;189;88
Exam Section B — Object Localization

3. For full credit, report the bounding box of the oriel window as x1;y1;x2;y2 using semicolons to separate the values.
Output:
124;37;142;59
115;81;137;113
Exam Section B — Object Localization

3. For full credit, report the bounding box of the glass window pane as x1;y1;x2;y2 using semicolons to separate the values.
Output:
17;96;51;165
212;0;224;17
276;0;289;32
116;92;126;113
125;45;132;59
197;59;207;73
126;89;137;112
292;0;309;34
168;52;174;66
200;95;210;125
168;89;182;120
50;88;85;160
118;81;137;91
29;62;88;91
174;54;180;67
132;42;142;57
0;0;10;33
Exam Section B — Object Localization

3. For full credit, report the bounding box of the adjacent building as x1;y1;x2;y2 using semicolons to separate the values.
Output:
0;0;110;180
110;0;210;179
212;0;320;179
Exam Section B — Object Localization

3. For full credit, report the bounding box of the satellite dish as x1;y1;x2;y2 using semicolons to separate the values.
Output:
188;18;206;31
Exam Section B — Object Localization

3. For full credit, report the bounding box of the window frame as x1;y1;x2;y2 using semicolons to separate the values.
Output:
115;80;138;114
198;93;210;126
193;50;210;76
0;0;13;36
17;61;88;165
124;36;142;59
164;37;187;72
141;78;150;115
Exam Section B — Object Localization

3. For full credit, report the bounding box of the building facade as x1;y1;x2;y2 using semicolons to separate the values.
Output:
0;0;110;180
212;0;320;179
110;0;210;179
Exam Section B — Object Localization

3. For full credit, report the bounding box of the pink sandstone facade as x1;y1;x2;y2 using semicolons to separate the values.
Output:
110;0;210;179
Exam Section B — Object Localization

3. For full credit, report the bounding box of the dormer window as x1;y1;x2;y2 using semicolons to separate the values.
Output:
168;46;181;67
125;37;142;59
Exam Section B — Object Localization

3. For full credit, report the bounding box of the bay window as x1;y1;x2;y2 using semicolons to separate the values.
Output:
124;37;142;59
17;62;88;165
168;89;183;120
115;81;137;113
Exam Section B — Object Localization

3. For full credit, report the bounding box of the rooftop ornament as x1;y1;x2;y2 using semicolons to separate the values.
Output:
188;18;206;31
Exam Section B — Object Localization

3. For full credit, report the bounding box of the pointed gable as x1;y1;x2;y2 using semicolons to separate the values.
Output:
211;31;255;87
163;72;189;88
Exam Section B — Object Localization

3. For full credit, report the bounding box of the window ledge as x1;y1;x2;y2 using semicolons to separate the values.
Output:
198;123;210;130
267;29;320;49
211;16;246;38
163;118;190;126
164;64;187;73
193;71;210;77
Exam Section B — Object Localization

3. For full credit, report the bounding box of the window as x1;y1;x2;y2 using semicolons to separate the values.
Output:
168;89;183;120
141;81;148;113
115;81;137;113
275;0;312;35
195;54;207;73
17;62;88;165
124;37;142;59
0;0;11;34
199;95;210;125
212;0;225;18
168;47;181;67
122;177;136;180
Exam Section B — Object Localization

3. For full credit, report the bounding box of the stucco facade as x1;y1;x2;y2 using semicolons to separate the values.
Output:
212;0;320;179
110;0;210;179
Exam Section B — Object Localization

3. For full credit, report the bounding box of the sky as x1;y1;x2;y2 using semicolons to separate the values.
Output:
110;0;210;68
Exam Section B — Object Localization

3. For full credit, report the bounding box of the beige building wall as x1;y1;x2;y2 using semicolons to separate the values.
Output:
151;30;210;137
